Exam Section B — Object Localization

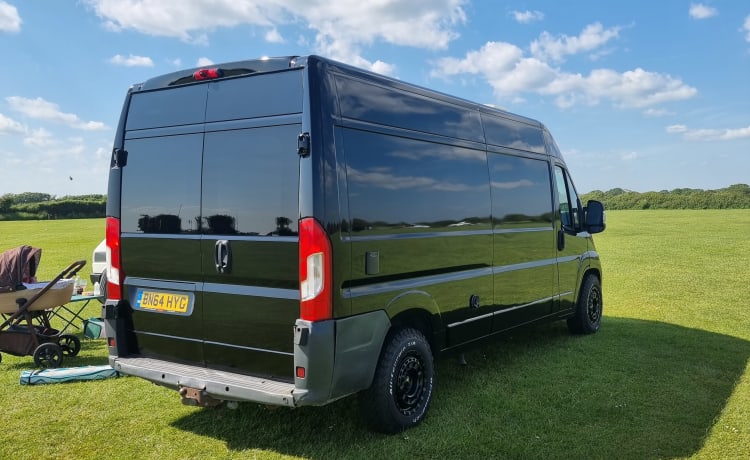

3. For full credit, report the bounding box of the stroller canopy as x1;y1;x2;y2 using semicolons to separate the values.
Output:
0;245;42;293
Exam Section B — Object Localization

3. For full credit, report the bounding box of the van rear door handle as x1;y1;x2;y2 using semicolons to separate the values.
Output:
214;240;232;274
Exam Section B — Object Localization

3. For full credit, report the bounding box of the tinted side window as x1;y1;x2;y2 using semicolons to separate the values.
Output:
483;114;545;154
205;70;303;122
120;134;203;234
202;124;300;236
127;85;207;131
554;166;580;229
344;128;491;233
489;154;552;227
336;75;484;143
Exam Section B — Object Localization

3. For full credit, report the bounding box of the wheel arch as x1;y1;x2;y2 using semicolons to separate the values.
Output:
385;290;444;353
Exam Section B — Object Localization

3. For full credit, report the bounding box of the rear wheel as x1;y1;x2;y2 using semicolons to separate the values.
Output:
568;274;603;334
59;334;81;357
359;328;434;433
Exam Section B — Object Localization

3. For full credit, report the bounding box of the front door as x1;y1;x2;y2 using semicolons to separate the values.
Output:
490;152;556;332
553;165;588;312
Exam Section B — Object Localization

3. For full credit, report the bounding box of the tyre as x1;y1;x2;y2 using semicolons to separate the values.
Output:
33;343;63;368
59;334;81;357
567;274;603;334
359;328;434;433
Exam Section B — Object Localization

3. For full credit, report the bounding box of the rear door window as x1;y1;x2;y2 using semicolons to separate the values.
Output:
120;133;203;234
201;124;300;236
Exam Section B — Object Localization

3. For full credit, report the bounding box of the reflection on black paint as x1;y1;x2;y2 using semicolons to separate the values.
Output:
482;113;545;153
202;124;300;236
344;128;491;233
488;154;553;227
120;134;203;234
137;214;182;233
336;75;484;143
205;214;237;235
275;217;296;236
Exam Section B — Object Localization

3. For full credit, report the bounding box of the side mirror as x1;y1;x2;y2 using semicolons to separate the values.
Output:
585;200;606;234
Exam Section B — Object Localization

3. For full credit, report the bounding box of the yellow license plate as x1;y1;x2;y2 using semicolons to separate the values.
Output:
136;290;192;314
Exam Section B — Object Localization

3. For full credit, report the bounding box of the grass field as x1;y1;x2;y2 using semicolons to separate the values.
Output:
0;211;748;459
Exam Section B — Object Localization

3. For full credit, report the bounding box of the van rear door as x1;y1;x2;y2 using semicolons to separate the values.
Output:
199;72;303;379
120;84;207;364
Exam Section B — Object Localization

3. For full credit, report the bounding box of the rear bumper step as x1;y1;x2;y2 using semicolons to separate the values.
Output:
111;356;301;407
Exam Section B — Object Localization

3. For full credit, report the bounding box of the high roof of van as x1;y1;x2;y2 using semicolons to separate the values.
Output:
132;54;544;133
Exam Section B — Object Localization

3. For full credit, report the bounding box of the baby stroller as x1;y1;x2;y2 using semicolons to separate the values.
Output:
0;245;86;368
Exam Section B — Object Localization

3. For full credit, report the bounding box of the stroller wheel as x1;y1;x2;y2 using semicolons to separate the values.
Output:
59;334;81;357
33;343;63;369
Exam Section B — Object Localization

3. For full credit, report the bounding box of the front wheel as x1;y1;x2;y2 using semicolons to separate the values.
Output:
567;274;603;334
358;328;434;434
33;343;63;368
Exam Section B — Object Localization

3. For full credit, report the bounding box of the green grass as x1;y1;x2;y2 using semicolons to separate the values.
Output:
0;212;748;459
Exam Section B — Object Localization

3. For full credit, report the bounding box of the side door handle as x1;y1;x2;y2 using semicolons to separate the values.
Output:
214;240;232;274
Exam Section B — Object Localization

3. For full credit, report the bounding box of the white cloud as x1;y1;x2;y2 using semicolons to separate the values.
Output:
265;27;284;43
84;0;467;74
196;57;214;66
0;1;21;32
744;15;750;42
77;121;108;131
667;123;750;141
432;24;697;109
109;54;154;67
511;10;543;24
643;108;673;117
0;112;25;134
530;22;622;63
666;124;688;133
6;96;108;131
689;3;718;20
621;151;639;161
24;128;55;148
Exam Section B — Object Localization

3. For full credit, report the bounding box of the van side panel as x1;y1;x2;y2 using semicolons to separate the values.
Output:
333;74;493;347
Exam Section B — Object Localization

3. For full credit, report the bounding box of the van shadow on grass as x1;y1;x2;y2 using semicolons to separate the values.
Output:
171;318;750;459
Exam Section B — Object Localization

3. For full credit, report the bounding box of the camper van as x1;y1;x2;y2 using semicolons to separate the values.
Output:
103;55;605;433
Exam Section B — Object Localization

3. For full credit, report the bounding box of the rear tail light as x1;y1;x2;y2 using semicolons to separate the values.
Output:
105;216;123;301
299;218;332;321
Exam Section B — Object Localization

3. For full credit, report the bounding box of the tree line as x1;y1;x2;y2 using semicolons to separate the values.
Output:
0;193;106;220
1;184;748;220
581;184;750;210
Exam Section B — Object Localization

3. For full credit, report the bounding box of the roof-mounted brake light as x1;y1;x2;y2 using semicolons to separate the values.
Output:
193;68;224;81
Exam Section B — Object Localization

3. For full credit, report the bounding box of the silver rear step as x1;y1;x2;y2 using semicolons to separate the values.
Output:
111;356;300;407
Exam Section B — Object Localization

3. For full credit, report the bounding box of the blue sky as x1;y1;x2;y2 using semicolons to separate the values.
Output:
1;0;748;196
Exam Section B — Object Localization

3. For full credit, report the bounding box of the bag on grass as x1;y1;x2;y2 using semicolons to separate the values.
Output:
20;365;119;385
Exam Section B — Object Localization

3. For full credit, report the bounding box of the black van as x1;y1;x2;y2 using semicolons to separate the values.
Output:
103;55;605;433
